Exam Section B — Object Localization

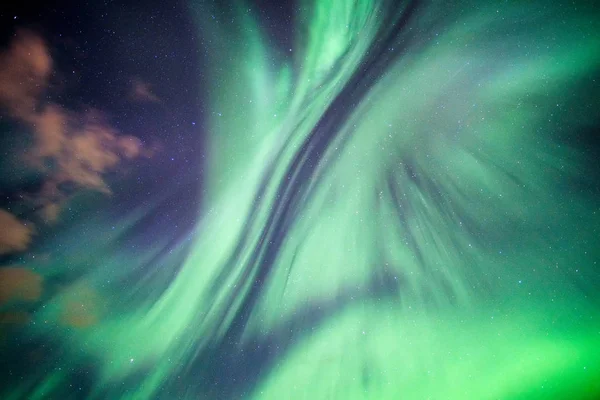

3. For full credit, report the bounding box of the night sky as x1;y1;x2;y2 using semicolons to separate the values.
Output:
1;0;600;399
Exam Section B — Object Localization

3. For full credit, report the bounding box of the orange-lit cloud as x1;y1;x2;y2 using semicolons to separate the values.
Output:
0;30;51;120
0;311;31;325
0;30;153;227
0;210;35;255
34;113;144;195
0;267;43;305
59;283;101;328
29;105;68;160
38;202;61;223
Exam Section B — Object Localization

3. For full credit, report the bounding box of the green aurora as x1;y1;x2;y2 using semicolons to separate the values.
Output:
2;0;600;399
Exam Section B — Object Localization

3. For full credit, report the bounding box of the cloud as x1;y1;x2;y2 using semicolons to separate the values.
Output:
24;107;145;196
0;310;31;325
130;78;160;103
46;113;142;194
0;267;43;305
59;283;101;328
0;30;51;120
0;31;153;227
29;104;67;160
23;109;146;221
0;267;42;328
0;210;35;255
39;202;61;223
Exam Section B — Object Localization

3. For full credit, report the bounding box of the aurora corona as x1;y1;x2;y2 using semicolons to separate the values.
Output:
1;0;600;399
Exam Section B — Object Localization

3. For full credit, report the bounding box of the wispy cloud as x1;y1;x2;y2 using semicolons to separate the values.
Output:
130;78;161;103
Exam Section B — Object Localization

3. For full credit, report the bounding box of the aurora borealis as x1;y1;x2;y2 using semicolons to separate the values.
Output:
1;0;600;398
